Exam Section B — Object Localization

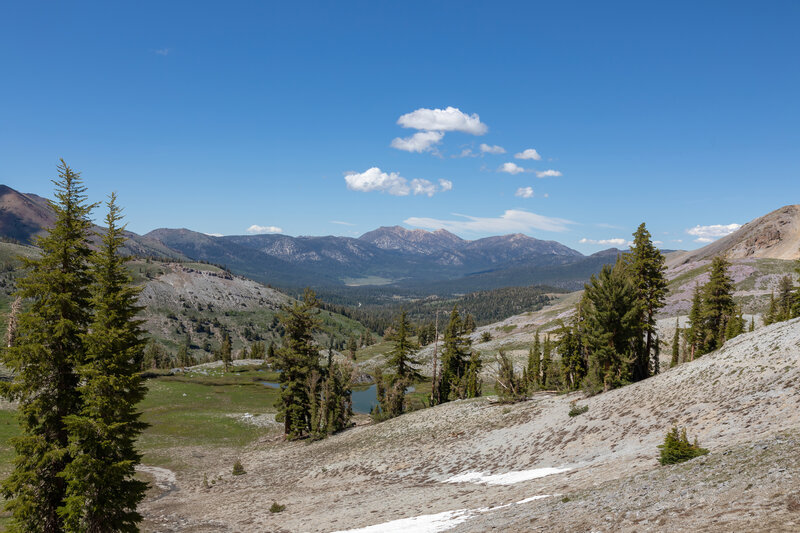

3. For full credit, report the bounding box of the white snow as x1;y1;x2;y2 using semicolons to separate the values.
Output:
444;466;571;485
331;495;553;533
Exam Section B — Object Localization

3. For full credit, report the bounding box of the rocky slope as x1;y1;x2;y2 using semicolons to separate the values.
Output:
139;317;800;532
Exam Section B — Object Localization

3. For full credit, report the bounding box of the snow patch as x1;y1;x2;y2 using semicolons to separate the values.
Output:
332;495;554;533
444;466;571;485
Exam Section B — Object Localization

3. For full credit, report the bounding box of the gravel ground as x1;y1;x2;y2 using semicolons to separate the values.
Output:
139;317;800;532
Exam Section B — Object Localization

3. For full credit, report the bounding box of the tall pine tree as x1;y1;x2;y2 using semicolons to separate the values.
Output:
699;256;735;354
1;161;96;531
625;223;668;378
61;193;148;532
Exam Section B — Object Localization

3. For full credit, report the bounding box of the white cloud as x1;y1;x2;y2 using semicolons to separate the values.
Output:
535;169;562;178
390;131;444;153
344;167;449;197
154;48;170;56
455;148;477;158
405;209;573;234
515;187;534;198
579;237;631;246
515;148;542;160
204;232;223;237
499;162;525;175
397;106;488;135
480;143;506;154
247;224;282;235
330;220;355;226
686;223;741;242
410;178;437;197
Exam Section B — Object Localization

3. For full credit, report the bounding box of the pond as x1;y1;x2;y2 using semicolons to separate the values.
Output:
261;382;414;415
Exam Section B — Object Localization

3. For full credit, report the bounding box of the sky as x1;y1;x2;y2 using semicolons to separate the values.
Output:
1;1;799;254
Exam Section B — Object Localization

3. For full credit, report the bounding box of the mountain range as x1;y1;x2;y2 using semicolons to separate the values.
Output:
3;184;799;292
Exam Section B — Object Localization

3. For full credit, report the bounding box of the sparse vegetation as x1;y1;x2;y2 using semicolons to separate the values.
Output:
568;403;589;417
232;459;245;476
269;502;286;513
658;426;709;465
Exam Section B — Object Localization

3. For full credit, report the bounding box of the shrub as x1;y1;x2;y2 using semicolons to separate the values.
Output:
269;502;286;513
568;403;589;417
232;459;246;476
658;426;709;465
480;331;492;343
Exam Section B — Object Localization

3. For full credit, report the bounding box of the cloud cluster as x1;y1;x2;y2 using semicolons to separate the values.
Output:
247;224;282;235
480;143;506;154
405;209;572;234
535;169;562;178
579;237;631;246
344;167;451;197
392;106;487;153
514;148;542;160
686;223;741;243
499;162;525;175
515;187;534;198
390;131;445;153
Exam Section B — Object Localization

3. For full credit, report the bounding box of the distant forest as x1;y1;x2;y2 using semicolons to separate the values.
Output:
306;284;563;334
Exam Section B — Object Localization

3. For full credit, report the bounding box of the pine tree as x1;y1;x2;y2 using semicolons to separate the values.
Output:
725;305;745;340
527;331;541;391
385;311;423;382
686;283;704;360
582;260;640;392
776;275;794;322
1;160;96;531
749;316;755;332
61;193;148;532
699;256;735;354
557;314;586;391
541;335;552;389
439;306;473;401
463;313;476;334
274;289;320;439
764;291;777;326
670;318;680;368
625;223;668;379
347;335;358;360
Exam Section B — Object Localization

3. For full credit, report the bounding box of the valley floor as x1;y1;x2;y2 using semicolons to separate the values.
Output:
135;318;800;532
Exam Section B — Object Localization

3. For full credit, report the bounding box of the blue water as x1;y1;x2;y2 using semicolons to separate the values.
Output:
261;382;414;415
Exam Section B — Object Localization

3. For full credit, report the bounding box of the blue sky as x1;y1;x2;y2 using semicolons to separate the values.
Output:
1;1;799;254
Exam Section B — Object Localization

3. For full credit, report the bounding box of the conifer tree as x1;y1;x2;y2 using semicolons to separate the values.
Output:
527;331;541;391
625;223;668;379
582;260;640;392
438;306;473;401
61;193;148;532
670;318;680;368
1;161;96;531
557;308;587;390
541;335;552;389
699;256;735;353
764;292;777;326
725;305;745;340
686;283;704;360
776;275;794;322
749;316;755;332
274;289;320;439
347;335;358;360
386;311;422;382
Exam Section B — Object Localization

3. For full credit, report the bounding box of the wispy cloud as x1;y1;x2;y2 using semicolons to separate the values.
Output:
204;232;223;237
499;162;526;175
405;209;573;234
390;131;444;153
247;224;282;234
515;148;542;161
686;223;741;243
535;169;562;178
330;220;355;226
515;186;534;198
397;106;488;135
154;48;170;56
344;167;450;197
480;143;506;154
579;237;631;246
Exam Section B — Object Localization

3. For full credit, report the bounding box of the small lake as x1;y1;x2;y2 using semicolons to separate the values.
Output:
261;382;414;415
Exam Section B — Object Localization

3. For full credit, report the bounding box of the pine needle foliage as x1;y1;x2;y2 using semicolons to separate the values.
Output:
658;426;709;465
1;160;96;531
60;194;148;532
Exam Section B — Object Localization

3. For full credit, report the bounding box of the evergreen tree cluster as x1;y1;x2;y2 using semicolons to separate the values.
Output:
763;265;800;325
431;306;482;404
546;223;669;394
273;289;352;439
0;162;147;532
373;310;424;421
684;256;742;360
